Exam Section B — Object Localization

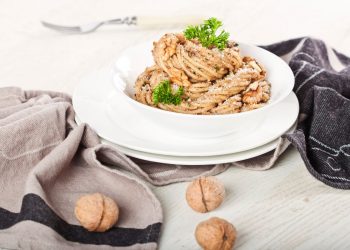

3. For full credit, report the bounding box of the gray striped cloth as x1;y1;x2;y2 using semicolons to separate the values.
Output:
0;37;349;250
263;37;350;189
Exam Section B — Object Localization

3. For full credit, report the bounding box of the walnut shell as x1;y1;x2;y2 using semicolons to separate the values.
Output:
75;193;119;232
195;217;237;250
186;176;225;213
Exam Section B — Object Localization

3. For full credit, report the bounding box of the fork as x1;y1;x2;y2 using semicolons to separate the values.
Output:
41;16;204;34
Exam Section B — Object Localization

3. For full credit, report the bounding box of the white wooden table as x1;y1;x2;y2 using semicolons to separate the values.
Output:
1;0;350;249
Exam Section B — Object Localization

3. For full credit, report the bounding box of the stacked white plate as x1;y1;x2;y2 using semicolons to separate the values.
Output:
73;42;299;165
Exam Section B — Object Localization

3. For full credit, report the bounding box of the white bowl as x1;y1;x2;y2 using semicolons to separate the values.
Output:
111;41;294;138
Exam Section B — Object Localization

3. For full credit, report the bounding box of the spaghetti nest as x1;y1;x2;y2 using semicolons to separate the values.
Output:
134;33;271;115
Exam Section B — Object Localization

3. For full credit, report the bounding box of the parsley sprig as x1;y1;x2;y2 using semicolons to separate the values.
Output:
184;17;229;50
152;80;184;105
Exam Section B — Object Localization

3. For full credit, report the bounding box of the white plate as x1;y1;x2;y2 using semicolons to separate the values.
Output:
73;68;299;156
102;138;281;165
112;40;295;139
76;115;290;165
113;40;294;108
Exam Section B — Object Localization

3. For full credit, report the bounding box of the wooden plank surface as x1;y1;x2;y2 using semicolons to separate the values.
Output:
1;0;350;249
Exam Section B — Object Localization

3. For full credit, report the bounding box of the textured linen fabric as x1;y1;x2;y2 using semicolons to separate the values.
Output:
263;37;350;189
0;88;162;250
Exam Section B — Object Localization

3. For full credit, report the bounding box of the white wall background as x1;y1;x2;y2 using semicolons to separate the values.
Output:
0;0;349;92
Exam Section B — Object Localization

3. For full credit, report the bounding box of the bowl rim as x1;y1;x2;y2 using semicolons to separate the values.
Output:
112;42;295;119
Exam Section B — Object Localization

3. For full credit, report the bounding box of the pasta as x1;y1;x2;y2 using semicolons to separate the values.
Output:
134;33;271;115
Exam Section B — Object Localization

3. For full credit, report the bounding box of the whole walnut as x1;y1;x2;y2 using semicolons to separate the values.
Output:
195;217;237;250
75;193;119;232
186;176;225;213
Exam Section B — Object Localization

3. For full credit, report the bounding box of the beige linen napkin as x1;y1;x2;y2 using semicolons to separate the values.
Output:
0;87;161;250
0;86;290;249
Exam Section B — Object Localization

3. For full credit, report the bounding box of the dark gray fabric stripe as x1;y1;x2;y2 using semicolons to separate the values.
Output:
0;193;161;246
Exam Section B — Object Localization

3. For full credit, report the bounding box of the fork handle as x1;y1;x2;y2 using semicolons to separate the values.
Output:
106;15;205;28
137;15;205;28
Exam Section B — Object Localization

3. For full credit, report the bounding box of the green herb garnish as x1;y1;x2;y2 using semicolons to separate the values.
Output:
184;17;230;50
152;80;184;105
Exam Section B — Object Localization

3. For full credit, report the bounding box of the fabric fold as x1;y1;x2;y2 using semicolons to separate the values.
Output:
263;37;350;189
0;88;162;249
